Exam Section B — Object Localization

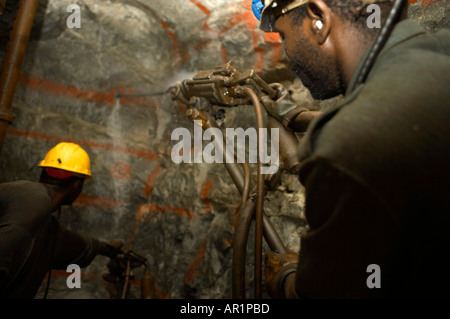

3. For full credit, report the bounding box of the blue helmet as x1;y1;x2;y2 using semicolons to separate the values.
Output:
251;0;309;32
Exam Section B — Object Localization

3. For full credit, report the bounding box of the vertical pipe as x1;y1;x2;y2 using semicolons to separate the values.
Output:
121;260;131;299
0;0;6;15
0;0;39;156
232;198;256;299
201;109;286;298
239;87;264;299
140;265;155;299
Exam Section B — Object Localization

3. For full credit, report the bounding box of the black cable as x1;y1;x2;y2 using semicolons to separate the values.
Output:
351;0;407;92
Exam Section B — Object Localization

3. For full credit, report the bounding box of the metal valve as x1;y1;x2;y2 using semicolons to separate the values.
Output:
169;62;277;107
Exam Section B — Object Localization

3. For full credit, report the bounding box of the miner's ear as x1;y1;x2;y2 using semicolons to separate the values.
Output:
306;0;332;45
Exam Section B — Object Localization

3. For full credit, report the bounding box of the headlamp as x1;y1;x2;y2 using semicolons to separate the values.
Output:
252;0;309;32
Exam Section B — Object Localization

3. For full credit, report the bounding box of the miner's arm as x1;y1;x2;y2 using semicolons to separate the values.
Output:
265;158;397;298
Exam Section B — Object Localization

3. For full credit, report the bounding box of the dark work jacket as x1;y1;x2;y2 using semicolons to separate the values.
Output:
0;181;101;299
295;20;450;299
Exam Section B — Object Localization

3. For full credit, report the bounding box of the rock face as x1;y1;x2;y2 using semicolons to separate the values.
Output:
0;0;448;299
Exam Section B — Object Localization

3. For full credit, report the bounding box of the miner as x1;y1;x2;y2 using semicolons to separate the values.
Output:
253;0;450;298
0;142;123;298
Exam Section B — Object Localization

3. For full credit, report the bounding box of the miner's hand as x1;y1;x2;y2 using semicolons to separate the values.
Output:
99;240;124;258
264;251;299;299
261;83;309;130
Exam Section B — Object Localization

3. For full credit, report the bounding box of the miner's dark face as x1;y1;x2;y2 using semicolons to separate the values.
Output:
64;178;85;205
274;10;345;100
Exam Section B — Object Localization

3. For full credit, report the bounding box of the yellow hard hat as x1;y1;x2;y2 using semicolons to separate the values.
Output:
38;142;92;179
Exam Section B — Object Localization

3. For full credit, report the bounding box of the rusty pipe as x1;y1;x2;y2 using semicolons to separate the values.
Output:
289;110;322;133
121;259;131;299
191;109;253;299
0;0;6;15
200;110;285;250
195;109;251;204
195;110;252;300
232;188;289;299
140;265;155;299
232;198;256;299
237;86;264;299
267;117;302;174
240;160;251;208
0;0;39;156
191;105;286;298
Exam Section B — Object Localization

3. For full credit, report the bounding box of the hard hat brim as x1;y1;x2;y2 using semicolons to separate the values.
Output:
259;0;308;32
39;161;92;180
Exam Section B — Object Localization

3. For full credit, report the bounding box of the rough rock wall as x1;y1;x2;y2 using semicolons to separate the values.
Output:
0;0;448;299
